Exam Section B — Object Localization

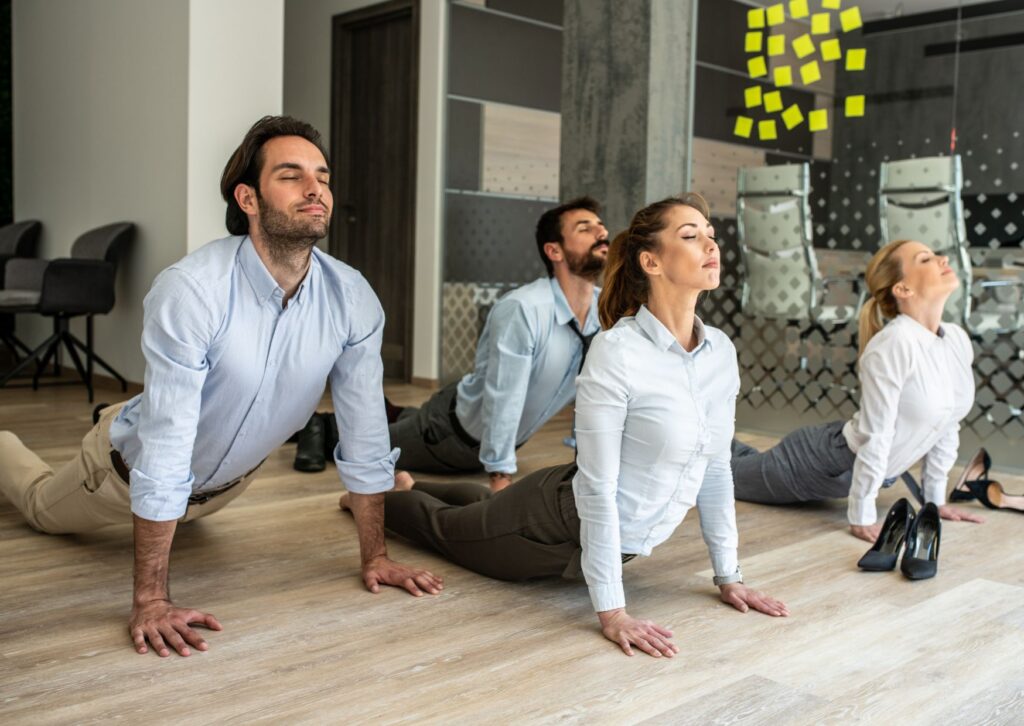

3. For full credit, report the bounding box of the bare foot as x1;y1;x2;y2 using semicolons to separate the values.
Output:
394;470;416;491
338;493;351;512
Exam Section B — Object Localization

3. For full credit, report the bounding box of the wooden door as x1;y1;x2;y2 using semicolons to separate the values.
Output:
331;0;418;381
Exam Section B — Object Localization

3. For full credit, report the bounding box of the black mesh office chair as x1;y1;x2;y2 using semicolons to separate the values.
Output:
0;220;43;361
0;222;135;402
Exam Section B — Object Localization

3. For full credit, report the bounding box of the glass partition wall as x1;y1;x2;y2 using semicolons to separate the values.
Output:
693;0;1024;468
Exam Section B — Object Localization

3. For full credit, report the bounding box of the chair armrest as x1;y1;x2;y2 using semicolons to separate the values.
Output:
39;258;116;315
3;257;49;292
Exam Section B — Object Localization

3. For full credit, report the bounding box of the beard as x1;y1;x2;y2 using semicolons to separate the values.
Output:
256;193;330;264
564;242;607;282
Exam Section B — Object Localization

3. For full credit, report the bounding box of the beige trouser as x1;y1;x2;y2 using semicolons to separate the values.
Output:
0;404;256;534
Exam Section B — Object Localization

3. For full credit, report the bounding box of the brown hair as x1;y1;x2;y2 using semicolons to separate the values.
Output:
220;115;329;236
534;196;602;276
598;192;711;330
858;238;915;356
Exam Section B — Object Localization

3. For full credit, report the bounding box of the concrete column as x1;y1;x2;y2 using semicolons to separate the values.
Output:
560;0;697;232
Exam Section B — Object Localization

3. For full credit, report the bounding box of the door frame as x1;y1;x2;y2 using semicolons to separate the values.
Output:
330;0;420;381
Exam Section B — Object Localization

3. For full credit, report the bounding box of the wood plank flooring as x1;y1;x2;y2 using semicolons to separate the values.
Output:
1;382;1023;724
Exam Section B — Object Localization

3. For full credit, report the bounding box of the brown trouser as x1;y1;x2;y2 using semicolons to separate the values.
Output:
0;404;255;534
383;462;586;580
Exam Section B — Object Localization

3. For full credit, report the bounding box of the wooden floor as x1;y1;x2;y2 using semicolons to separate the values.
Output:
2;381;1023;724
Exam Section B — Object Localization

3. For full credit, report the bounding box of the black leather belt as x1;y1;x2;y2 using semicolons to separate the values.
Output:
110;449;263;505
447;396;480;449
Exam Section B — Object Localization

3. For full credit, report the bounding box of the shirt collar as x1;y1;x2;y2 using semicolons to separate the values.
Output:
549;276;601;334
634;305;711;354
238;236;315;307
895;313;946;343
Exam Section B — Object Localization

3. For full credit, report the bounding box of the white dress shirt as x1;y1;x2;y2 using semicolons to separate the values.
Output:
843;314;975;525
573;306;741;612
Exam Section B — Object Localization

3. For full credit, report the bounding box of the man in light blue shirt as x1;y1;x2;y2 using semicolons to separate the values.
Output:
298;197;608;492
0;116;441;659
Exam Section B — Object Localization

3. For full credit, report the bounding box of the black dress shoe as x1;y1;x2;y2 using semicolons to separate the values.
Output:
384;396;404;425
858;498;915;571
322;412;338;464
901;502;941;580
294;413;327;472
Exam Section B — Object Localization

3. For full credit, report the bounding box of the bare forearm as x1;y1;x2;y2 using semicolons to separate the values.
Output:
132;515;177;604
347;492;388;565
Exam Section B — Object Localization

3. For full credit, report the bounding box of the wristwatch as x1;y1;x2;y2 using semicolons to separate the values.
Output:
713;566;744;587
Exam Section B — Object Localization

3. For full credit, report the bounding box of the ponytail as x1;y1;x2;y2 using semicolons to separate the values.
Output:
598;192;711;329
858;238;913;356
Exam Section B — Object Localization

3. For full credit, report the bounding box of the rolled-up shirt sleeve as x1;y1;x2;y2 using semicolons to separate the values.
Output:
328;278;398;495
478;300;535;474
573;335;629;612
130;270;212;521
847;342;913;526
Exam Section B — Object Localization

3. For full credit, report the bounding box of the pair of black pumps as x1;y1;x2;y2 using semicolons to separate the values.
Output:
857;498;940;580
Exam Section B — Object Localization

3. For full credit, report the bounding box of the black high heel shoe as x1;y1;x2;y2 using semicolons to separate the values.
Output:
901;502;941;580
949;448;991;504
858;498;915;571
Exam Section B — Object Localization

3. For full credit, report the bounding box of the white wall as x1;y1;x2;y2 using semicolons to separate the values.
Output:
13;0;286;382
13;0;190;383
284;0;446;383
187;0;285;253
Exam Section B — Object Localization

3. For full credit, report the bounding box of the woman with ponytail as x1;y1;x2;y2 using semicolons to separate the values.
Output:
350;193;788;658
732;239;984;543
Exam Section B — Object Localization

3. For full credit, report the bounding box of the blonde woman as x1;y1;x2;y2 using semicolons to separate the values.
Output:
732;239;985;543
345;194;788;658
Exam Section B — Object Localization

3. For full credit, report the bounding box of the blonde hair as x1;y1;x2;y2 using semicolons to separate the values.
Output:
858;239;915;356
598;193;711;330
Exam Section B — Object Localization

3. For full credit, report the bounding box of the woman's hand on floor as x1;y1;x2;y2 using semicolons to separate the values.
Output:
849;523;882;543
718;584;790;617
937;504;985;524
597;608;678;658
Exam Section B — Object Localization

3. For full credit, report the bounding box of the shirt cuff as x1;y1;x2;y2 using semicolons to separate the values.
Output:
588;582;626;612
709;550;739;579
129;469;193;521
847;495;878;526
335;447;400;494
482;457;517;475
923;478;947;506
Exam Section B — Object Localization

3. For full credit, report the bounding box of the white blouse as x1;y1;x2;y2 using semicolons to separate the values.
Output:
573;306;741;613
843;314;975;525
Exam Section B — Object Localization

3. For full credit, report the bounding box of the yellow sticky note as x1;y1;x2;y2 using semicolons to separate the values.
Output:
792;33;815;58
745;31;763;52
821;38;842;61
744;85;763;108
789;0;809;19
800;60;822;84
782;104;804;129
764;90;783;112
809;108;829;132
759;119;778;141
748;56;768;78
748;7;766;28
822;0;841;9
840;6;863;32
845;95;865;117
766;3;786;26
774;65;793;87
768;34;786;56
811;12;830;34
846;48;866;70
734;116;754;138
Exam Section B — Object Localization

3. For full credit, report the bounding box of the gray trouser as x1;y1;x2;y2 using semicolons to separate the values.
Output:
383;462;584;581
390;382;483;474
731;420;857;504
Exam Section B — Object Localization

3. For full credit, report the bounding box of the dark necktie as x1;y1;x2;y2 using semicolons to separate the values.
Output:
567;319;597;449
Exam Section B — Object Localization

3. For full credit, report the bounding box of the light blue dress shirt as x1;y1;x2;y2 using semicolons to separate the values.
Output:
573;306;741;612
455;276;601;474
110;236;397;521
